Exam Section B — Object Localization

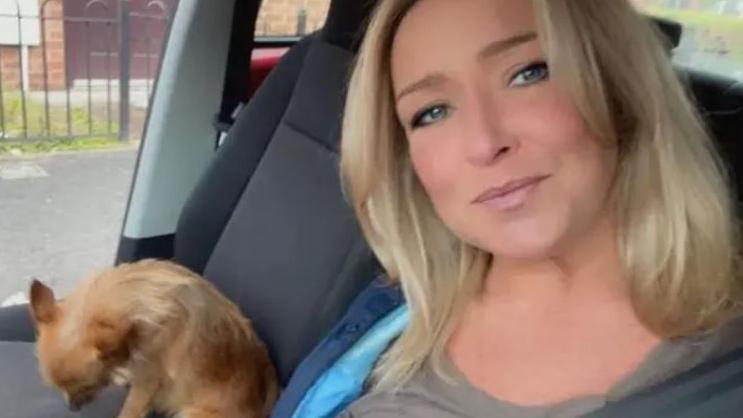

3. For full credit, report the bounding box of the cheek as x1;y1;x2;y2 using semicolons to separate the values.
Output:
511;89;589;154
512;91;614;194
538;106;615;199
408;134;461;197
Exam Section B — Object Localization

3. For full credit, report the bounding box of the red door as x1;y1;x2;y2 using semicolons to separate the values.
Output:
63;0;176;84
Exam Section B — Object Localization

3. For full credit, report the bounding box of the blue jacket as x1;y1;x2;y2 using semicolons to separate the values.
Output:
270;278;406;418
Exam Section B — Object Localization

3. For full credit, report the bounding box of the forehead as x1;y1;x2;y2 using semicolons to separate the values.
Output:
400;0;535;34
46;346;91;384
391;0;538;84
38;315;89;377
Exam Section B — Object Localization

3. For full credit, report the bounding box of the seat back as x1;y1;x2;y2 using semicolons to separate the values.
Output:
686;70;743;205
174;0;378;385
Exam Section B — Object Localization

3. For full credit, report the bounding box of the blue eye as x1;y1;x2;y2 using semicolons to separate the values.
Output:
411;104;450;129
509;61;549;87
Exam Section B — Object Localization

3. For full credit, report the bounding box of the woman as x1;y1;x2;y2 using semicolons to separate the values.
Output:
338;0;743;416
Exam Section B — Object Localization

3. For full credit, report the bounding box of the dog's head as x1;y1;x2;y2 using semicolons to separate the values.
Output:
29;280;136;411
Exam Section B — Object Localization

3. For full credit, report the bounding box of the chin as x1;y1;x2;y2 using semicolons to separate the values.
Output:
477;220;566;261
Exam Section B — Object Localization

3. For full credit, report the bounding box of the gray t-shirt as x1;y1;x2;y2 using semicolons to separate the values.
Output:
339;317;743;418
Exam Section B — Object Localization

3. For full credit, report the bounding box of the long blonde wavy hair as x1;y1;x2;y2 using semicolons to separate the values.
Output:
340;0;743;391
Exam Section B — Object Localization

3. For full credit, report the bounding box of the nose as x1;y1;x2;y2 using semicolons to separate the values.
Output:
66;398;81;412
463;92;518;166
66;393;90;411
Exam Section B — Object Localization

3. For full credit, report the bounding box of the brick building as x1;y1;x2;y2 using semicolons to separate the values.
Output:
0;0;332;92
256;0;331;37
0;0;66;90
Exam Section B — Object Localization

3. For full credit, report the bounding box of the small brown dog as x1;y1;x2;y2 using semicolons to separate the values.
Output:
29;259;279;418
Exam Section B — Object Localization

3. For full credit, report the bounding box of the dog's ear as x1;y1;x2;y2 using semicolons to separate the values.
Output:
92;318;138;363
29;280;56;325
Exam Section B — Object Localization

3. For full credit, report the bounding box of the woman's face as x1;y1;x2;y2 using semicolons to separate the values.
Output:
391;0;618;260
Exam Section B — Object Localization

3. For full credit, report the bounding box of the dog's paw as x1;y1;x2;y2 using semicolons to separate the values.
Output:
111;367;131;386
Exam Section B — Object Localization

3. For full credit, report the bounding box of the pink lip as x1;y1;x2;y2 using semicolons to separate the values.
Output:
473;175;549;210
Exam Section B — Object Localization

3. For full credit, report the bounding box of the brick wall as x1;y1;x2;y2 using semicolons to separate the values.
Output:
256;0;331;37
0;0;66;91
0;48;22;90
30;0;66;90
1;0;331;92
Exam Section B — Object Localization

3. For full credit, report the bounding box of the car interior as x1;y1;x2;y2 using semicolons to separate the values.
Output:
0;0;741;416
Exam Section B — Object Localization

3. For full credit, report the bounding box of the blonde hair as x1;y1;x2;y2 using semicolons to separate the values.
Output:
340;0;743;391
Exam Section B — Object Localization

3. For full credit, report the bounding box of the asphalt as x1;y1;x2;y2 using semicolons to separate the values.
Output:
0;148;138;305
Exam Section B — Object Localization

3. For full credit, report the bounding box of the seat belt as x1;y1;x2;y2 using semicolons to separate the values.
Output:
585;346;743;417
213;0;260;147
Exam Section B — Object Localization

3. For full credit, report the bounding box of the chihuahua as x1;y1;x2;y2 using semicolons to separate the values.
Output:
29;259;279;418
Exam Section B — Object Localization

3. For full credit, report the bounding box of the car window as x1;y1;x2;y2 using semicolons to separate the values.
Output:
0;0;175;305
255;0;331;38
635;0;743;80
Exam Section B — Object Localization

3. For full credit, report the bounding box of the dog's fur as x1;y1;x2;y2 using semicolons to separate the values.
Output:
29;259;279;418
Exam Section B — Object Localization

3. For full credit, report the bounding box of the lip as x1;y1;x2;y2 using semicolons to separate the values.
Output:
473;175;550;210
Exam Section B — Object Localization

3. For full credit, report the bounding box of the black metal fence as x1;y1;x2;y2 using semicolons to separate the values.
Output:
0;0;173;143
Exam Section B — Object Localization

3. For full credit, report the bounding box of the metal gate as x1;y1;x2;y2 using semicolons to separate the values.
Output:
0;0;176;143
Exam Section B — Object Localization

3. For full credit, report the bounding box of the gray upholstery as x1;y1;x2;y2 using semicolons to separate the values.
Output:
0;342;125;418
174;36;316;275
0;305;34;343
202;40;377;384
685;71;743;208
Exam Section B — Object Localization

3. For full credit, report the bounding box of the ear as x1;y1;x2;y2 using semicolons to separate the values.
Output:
29;280;56;325
92;318;138;363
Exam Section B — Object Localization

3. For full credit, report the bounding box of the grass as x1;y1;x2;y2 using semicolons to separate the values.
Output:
0;91;119;141
0;137;128;155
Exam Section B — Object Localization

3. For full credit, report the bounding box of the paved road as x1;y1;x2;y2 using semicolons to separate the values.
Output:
0;148;138;305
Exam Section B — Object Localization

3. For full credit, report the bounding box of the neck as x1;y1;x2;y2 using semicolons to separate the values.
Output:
480;216;629;308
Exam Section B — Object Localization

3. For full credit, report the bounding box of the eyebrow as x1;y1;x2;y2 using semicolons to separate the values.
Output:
395;73;448;102
478;31;538;61
395;31;538;102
